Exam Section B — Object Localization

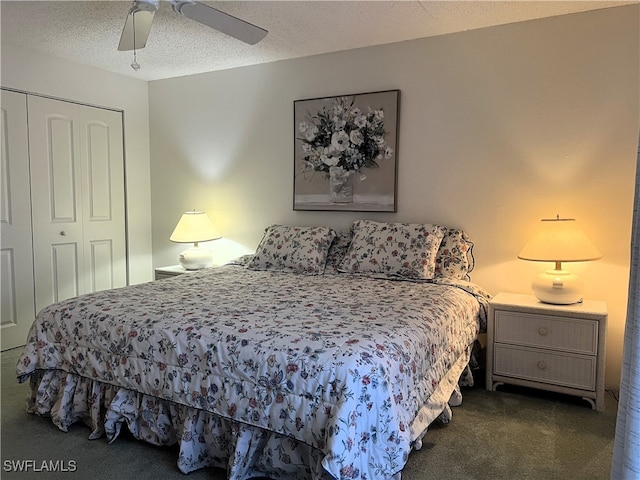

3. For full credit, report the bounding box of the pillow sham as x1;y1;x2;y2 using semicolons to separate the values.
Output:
338;220;446;280
325;228;354;274
226;254;255;267
246;224;336;275
434;228;475;281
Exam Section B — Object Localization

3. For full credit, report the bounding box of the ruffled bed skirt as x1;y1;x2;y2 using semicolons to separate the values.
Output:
27;369;334;479
24;361;475;480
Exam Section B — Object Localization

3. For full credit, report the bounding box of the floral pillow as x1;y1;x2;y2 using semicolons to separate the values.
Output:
434;229;475;281
246;225;336;275
325;228;354;274
338;220;446;280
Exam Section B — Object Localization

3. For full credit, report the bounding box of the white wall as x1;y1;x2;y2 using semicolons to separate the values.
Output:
1;43;153;285
150;5;639;388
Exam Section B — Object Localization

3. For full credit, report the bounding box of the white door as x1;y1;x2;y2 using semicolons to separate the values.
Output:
0;90;36;350
78;104;127;294
28;96;127;313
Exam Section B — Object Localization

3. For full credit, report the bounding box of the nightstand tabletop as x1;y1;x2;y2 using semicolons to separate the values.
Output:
490;292;607;318
155;265;190;274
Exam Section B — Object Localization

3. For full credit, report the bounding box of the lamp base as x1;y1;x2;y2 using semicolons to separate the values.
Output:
531;268;584;305
179;245;213;270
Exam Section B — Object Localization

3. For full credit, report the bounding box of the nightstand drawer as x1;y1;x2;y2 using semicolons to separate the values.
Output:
494;311;598;355
494;344;596;390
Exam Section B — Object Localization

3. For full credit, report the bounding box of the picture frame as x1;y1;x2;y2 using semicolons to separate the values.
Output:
293;89;399;212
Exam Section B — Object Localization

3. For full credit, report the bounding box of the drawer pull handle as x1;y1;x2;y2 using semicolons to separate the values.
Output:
538;327;549;336
537;361;547;370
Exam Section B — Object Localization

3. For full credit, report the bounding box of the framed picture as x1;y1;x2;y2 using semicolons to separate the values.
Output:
293;89;399;211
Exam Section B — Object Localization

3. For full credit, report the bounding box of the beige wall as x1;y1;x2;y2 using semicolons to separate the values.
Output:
148;5;639;388
1;43;154;285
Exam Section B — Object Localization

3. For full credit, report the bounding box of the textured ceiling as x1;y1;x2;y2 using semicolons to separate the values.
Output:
1;0;636;82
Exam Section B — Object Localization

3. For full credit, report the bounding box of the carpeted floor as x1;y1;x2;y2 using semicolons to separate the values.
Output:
1;346;617;480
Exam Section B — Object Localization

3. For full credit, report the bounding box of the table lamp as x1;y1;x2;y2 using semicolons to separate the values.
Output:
518;215;601;305
170;211;221;270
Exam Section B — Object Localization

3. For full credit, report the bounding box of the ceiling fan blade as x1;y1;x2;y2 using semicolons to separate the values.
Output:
118;1;158;51
171;1;268;45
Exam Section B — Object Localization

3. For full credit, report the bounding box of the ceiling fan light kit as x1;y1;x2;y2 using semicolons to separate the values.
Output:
118;0;268;59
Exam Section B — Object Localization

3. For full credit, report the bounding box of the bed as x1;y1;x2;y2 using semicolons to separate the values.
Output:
16;220;490;480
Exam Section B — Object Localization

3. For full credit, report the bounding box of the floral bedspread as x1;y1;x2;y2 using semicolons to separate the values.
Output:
17;266;489;479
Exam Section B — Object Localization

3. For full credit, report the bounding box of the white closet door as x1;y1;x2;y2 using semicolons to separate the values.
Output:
79;105;127;294
0;90;36;350
28;96;85;310
28;96;126;312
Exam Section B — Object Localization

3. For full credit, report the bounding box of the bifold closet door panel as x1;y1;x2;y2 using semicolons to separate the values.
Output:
79;105;127;294
0;90;36;350
28;96;85;310
27;96;127;312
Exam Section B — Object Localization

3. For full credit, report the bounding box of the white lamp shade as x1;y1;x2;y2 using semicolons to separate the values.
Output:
518;217;601;263
170;211;221;244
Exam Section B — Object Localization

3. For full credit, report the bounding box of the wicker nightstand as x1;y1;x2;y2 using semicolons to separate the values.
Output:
486;292;607;411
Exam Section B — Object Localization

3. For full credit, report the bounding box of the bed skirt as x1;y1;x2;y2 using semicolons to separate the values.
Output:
23;353;475;480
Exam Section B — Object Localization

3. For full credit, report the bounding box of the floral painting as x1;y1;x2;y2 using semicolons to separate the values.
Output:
293;90;399;211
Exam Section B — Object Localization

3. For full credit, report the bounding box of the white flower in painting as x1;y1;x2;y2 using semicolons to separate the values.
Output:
298;121;310;133
302;143;313;153
322;156;340;167
304;125;318;141
326;144;340;156
349;129;364;146
374;136;386;146
373;109;384;121
332;116;346;130
385;146;393;159
350;106;362;117
360;174;367;181
331;131;350;151
354;115;367;128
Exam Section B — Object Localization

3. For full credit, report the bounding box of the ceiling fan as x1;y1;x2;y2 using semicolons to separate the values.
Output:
118;0;268;52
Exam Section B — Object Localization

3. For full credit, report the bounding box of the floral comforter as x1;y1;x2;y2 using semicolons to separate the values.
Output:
17;266;489;480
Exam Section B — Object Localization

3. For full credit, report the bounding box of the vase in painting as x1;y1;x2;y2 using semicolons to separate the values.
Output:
329;166;353;203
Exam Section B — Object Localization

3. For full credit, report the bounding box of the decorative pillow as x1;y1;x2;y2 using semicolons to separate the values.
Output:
338;220;447;280
434;229;475;281
226;254;255;267
325;228;354;274
246;225;336;275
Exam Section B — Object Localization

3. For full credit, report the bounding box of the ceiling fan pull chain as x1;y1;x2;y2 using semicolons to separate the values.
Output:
131;51;141;71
